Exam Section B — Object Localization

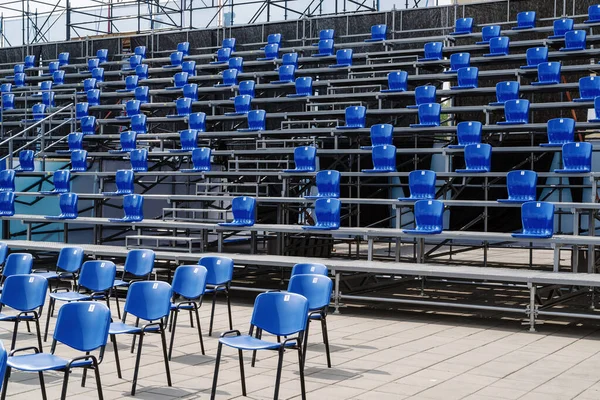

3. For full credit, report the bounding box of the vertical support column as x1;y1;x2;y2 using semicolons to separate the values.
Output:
66;0;71;41
528;282;536;332
333;271;341;314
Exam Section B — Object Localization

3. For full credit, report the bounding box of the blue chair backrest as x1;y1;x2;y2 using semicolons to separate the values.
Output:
282;53;298;68
520;201;554;237
130;148;148;172
553;18;574;37
489;36;509;55
97;49;108;63
173;71;188;88
48;61;59;74
414;85;436;106
58;193;78;218
564;30;586;50
32;103;47;120
52;70;65;85
229;57;243;72
57;246;84;273
456;67;478;88
178;42;190;56
504;99;529;123
278;65;295;82
0;244;8;266
76;103;89;119
319;29;334;40
2;94;14;110
71;150;88;172
222;69;239;86
126;99;141;117
423;42;443;60
39;80;52;92
78;260;117;293
456;121;482;146
114;169;134;194
14;64;24;75
53;301;111;353
547;118;575;146
14;73;25;87
216;48;231;63
190;147;211;171
314;198;341;229
135;64;149;79
335;49;353;65
495;81;519;104
239;80;256;98
87;89;100;106
125;75;139;91
413;199;444;232
315;170;340;198
0;170;15;192
579;76;600;101
1;83;12;93
247;109;266;130
175;97;192;116
222;38;236;51
481;25;501;43
24;55;35;69
3;253;33;277
370;24;387;41
119;131;137;151
317;39;334;56
179;129;198;151
134;46;146;59
83;78;97;92
250;292;308;336
561;142;592;172
234;95;252;113
52;170;71;193
408;170;436;200
267;33;282;45
263;43;279;59
135;86;149;103
294;77;313;96
81;116;96;135
172;265;207;299
537;62;561;84
231;196;256;225
589;5;600;22
1;274;48;311
417;103;441;126
189;112;206;131
0;192;15;216
453;17;473;34
131;114;147;134
128;55;142;70
386;71;407;92
182;60;196;76
370;124;393;147
19;150;35;171
124;249;154;276
291;263;328;276
91;67;104;82
122;194;144;221
169;51;184;67
344;105;366;128
516;11;536;28
506;170;537;202
198;256;234;286
0;343;6;388
58;52;69;66
371;144;396;171
292;146;317;171
88;58;99;72
288;274;332;311
449;53;470;71
68;132;84;151
463;143;492;172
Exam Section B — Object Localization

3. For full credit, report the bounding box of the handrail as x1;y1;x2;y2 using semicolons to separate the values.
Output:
0;103;73;148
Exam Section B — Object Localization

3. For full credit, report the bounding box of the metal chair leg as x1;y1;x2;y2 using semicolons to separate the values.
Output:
0;366;10;400
168;310;179;360
321;316;331;368
111;334;122;379
60;368;70;400
35;318;43;353
39;371;48;400
159;326;172;387
131;333;144;396
273;348;285;400
238;349;246;396
194;307;205;355
10;320;19;350
93;359;104;400
208;290;218;336
210;343;223;400
297;343;306;400
43;298;55;342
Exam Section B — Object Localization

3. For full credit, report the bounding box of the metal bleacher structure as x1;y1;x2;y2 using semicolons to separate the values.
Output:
3;2;600;332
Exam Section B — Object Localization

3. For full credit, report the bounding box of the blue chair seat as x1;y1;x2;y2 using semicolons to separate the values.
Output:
455;168;488;173
205;286;227;295
112;278;130;287
237;127;261;132
539;143;563;148
519;65;539;70
0;312;35;321
301;225;338;231
8;353;92;372
497;199;529;204
286;93;310;98
224;111;248;116
115;88;134;93
170;302;194;310
219;221;253;227
49;291;91;302
44;215;76;220
336;126;361;130
220;335;296;351
512;232;552;239
403;228;442;235
114;115;132;120
209;60;228;65
179;168;204;173
107;149;129;154
213;83;234;88
33;271;73;280
109;321;159;335
554;168;589;173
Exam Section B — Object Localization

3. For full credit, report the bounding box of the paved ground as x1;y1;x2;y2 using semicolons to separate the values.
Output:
2;292;600;400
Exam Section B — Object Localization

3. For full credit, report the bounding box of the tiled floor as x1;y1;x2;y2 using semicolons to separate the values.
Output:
2;295;600;399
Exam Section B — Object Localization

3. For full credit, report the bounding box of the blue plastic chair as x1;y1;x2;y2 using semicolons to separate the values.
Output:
198;256;234;336
167;97;192;118
56;133;83;155
456;143;492;173
81;115;96;135
32;81;52;98
80;78;97;95
170;129;198;153
97;48;109;63
291;263;328;276
521;47;548;70
134;46;146;59
287;77;313;97
112;251;153;293
0;170;15;193
0;193;14;217
410;103;441;128
586;5;600;23
451;67;478;89
362;123;393;150
445;53;470;74
0;244;8;267
182;60;196;76
283;146;317;173
555;142;592;173
116;75;139;93
44;61;59;77
228;57;244;72
87;58;99;72
102;169;135;196
549;18;574;39
70;150;88;172
337;106;366;129
560;30;587;51
238;80;256;98
224;95;250;117
366;24;387;42
419;42;443;61
58;52;69;66
12;64;24;76
513;11;536;30
3;301;111;400
214;68;238;87
177;42;190;56
40;170;70;195
135;64;148;80
512;202;554;239
166;71;188;90
210;291;308;400
541;118;575;147
129;148;148;172
281;52;299;68
265;33;282;47
2;254;33;282
109;281;172;396
238;110;266;132
258;44;279;61
189;112;206;131
115;100;141;119
498;170;537;203
451;17;473;35
490;81;519;106
287;274;333;368
34;245;83;287
130;114;147;134
271;65;295;84
13;73;25;88
222;38;236;51
51;70;64;86
398;170;436;201
408;85;436;109
0;274;48;350
403;199;444;235
15;150;35;172
181;148;211;173
44;193;78;220
108;194;144;223
449;121;482;148
498;99;529;125
86;89;100;107
1;94;13;111
484;36;509;57
168;265;208;360
304;170;340;199
382;71;408;92
91;67;104;82
362;144;396;173
329;49;353;68
75;103;89;119
316;29;334;43
164;51;184;68
211;48;232;65
134;86;149;104
313;39;334;57
219;196;256;227
24;55;36;69
1;84;12;93
575;76;600;102
123;55;142;71
533;62;561;85
108;131;137;154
